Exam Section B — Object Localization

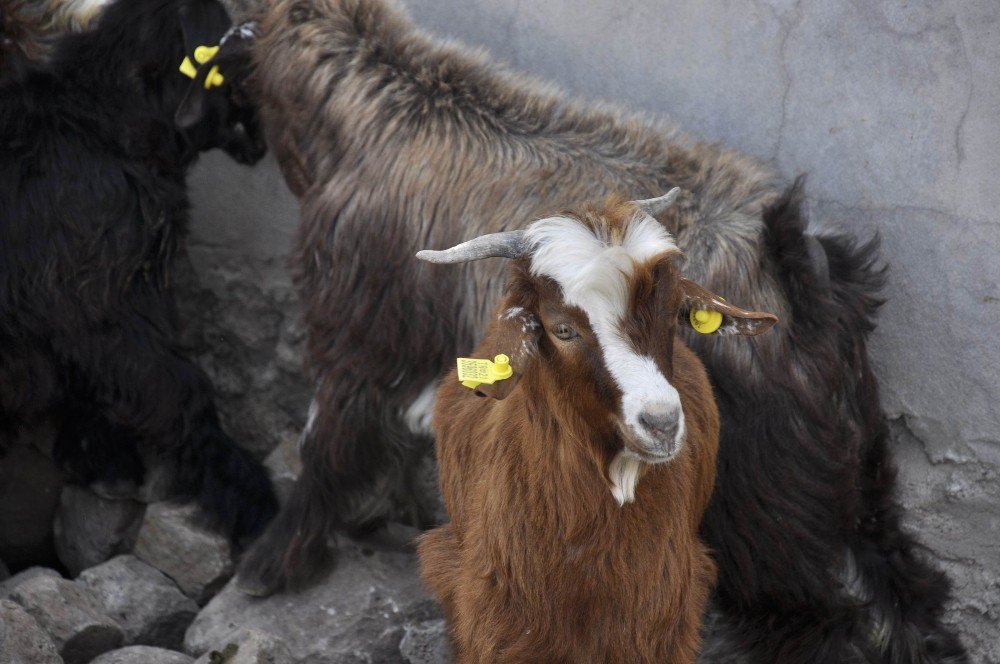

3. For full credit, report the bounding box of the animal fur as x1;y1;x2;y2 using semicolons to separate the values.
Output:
0;0;275;544
0;0;109;74
239;1;966;661
418;196;751;662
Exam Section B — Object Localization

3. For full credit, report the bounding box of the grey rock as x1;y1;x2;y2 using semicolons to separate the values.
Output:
0;599;62;664
78;555;199;650
0;566;60;599
263;433;302;506
133;503;233;604
54;485;145;576
9;575;123;664
399;619;450;664
185;531;441;664
135;464;176;504
91;645;195;664
191;629;293;664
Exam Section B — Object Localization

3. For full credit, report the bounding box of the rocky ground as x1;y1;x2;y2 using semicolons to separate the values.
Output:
0;435;449;664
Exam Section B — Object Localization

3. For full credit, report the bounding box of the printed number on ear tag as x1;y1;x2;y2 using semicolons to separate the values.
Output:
457;354;512;390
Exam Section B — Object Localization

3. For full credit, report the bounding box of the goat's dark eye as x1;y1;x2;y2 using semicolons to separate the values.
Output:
552;323;578;341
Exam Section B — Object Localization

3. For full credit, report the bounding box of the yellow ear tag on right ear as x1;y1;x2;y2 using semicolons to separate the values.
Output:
193;45;220;64
690;308;723;334
457;354;512;390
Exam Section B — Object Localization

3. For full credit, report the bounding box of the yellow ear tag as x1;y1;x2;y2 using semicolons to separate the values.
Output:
203;65;224;89
457;354;513;390
193;45;219;64
179;45;223;87
690;308;723;334
179;56;198;79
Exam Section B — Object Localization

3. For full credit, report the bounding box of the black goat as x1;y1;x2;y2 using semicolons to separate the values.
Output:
0;0;275;544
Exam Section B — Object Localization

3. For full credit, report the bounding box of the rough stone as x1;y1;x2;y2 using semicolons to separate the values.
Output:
0;599;62;664
133;502;233;604
178;152;310;460
191;629;293;664
0;566;60;599
399;619;450;664
54;485;145;576
185;530;441;664
91;645;195;664
79;555;199;650
8;575;123;664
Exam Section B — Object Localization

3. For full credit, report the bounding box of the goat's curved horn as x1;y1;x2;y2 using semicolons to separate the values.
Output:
220;21;257;46
631;187;681;217
416;230;529;264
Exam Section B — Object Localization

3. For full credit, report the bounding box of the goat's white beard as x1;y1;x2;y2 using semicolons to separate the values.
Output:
609;451;642;505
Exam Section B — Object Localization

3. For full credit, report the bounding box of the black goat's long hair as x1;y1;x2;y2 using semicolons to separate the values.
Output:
696;181;966;663
0;0;274;544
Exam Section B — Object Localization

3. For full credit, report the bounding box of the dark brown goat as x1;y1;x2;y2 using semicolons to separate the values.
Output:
418;195;776;663
240;1;967;661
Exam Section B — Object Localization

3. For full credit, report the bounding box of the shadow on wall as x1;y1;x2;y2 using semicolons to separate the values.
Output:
181;151;310;459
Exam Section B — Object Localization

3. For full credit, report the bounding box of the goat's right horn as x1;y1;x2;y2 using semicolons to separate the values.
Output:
416;230;529;264
630;187;681;217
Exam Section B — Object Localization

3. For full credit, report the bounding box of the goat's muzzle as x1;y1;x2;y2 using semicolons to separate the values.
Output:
627;402;686;462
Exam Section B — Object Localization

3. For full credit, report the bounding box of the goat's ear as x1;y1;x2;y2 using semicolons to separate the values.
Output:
175;0;231;129
679;277;778;336
175;86;206;129
468;302;541;401
179;0;231;53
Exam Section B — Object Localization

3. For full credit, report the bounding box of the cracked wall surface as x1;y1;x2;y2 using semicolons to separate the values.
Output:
184;0;999;660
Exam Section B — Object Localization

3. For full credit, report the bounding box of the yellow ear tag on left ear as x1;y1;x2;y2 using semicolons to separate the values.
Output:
457;354;512;390
690;308;723;334
179;57;198;79
203;65;224;89
179;45;223;87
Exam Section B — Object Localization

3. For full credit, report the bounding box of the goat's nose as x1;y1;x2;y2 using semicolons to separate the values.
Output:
639;406;680;446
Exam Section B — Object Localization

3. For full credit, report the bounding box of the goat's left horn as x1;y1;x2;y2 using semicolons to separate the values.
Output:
631;187;682;217
416;230;529;264
220;21;257;46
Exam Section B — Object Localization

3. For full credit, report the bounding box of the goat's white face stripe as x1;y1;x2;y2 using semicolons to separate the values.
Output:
527;213;686;502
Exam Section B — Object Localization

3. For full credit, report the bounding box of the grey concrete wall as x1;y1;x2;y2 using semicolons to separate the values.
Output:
185;0;999;660
181;154;308;458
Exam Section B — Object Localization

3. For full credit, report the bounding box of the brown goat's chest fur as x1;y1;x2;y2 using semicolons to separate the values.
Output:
420;345;719;664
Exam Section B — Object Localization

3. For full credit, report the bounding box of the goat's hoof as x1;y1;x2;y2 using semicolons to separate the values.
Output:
233;573;280;598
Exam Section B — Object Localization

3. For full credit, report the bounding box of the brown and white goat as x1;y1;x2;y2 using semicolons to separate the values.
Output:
417;194;776;663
